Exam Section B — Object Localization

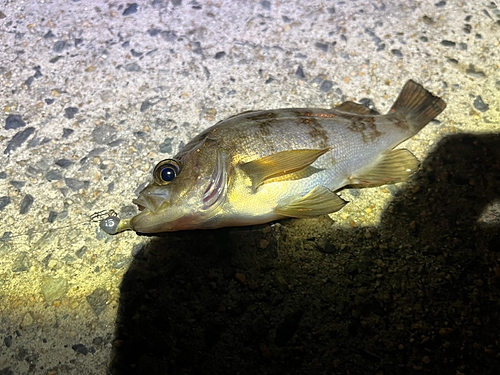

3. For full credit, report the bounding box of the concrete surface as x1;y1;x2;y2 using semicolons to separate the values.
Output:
0;0;499;374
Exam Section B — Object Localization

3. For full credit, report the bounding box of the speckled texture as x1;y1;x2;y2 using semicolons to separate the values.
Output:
0;1;499;374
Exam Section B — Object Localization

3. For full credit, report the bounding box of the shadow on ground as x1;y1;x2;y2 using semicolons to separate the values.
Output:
109;133;500;375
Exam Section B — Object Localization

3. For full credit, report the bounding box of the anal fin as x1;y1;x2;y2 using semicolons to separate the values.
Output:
274;186;347;218
349;149;419;186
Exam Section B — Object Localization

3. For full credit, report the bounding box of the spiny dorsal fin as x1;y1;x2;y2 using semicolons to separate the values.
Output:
337;101;380;115
348;149;419;186
274;186;347;218
240;148;330;191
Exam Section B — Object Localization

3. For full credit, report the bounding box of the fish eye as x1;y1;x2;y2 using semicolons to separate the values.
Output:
153;159;181;185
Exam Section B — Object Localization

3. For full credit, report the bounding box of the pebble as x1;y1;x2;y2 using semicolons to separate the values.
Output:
4;127;35;154
46;170;62;181
12;252;30;273
125;63;141;72
0;196;11;211
148;28;161;37
86;288;109;317
53;41;66;53
315;42;328;52
295;65;306;80
473;96;489;112
42;277;68;302
75;246;88;258
215;51;226;59
19;194;34;214
235;273;247;284
123;3;138;16
45;98;54;105
320;80;333;92
21;312;34;328
92;125;117;144
159;137;174;153
260;0;271;11
72;343;89;355
64;107;79;119
62;128;74;137
64;178;89;191
466;64;486;78
391;49;403;58
55;158;72;168
44;30;54;39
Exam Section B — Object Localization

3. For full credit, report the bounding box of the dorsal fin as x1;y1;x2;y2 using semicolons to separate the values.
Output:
336;101;380;115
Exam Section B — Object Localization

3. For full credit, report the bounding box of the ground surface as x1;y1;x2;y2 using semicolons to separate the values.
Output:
0;1;499;374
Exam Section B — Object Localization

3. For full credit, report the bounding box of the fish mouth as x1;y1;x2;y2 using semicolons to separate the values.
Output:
133;188;169;213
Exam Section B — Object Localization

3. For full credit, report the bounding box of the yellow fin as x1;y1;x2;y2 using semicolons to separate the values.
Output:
349;149;419;186
274;186;347;218
337;101;380;115
240;148;330;191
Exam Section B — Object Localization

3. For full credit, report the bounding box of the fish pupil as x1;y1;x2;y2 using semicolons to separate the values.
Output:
161;167;176;182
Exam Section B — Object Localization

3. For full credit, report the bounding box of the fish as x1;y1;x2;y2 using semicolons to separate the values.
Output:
101;80;446;234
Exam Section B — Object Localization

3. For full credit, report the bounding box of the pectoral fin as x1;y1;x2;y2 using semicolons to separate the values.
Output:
274;186;347;218
240;148;330;191
349;149;419;186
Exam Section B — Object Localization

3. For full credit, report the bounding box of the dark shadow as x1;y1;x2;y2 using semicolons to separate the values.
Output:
109;133;500;375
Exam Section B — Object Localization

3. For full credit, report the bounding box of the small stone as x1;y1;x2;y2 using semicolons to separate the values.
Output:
315;42;328;52
159;137;174;153
148;28;161;37
4;335;12;347
235;273;247;284
5;114;26;130
295;65;306;79
215;51;226;59
75;246;88;258
125;63;141;72
75;38;83;47
21;312;34;327
422;356;431;364
64;178;86;191
260;0;271;10
53;40;66;53
320;80;333;92
72;343;89;355
46;170;62;181
87;288;109;317
131;49;143;57
435;1;446;7
45;98;55;105
123;3;138;16
62;128;74;137
0;196;11;211
55;158;72;168
391;49;403;58
473;96;489;112
92;124;117;144
19;194;34;214
12;252;30;272
259;239;269;249
4;127;35;154
64;107;79;119
42;277;68;302
440;40;456;47
92;337;103;346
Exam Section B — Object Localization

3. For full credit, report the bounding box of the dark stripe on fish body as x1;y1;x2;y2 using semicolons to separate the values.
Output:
347;116;384;143
303;117;330;149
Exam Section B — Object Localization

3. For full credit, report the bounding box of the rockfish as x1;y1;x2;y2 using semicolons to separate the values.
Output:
101;80;446;234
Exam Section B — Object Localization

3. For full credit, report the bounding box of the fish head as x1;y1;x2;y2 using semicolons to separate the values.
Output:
129;138;228;233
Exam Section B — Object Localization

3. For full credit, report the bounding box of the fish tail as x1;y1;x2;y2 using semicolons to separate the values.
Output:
390;80;446;135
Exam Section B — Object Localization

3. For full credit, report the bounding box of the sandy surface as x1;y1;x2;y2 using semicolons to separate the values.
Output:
1;0;499;374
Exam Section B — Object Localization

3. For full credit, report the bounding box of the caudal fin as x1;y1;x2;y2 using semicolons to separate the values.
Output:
390;80;446;135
